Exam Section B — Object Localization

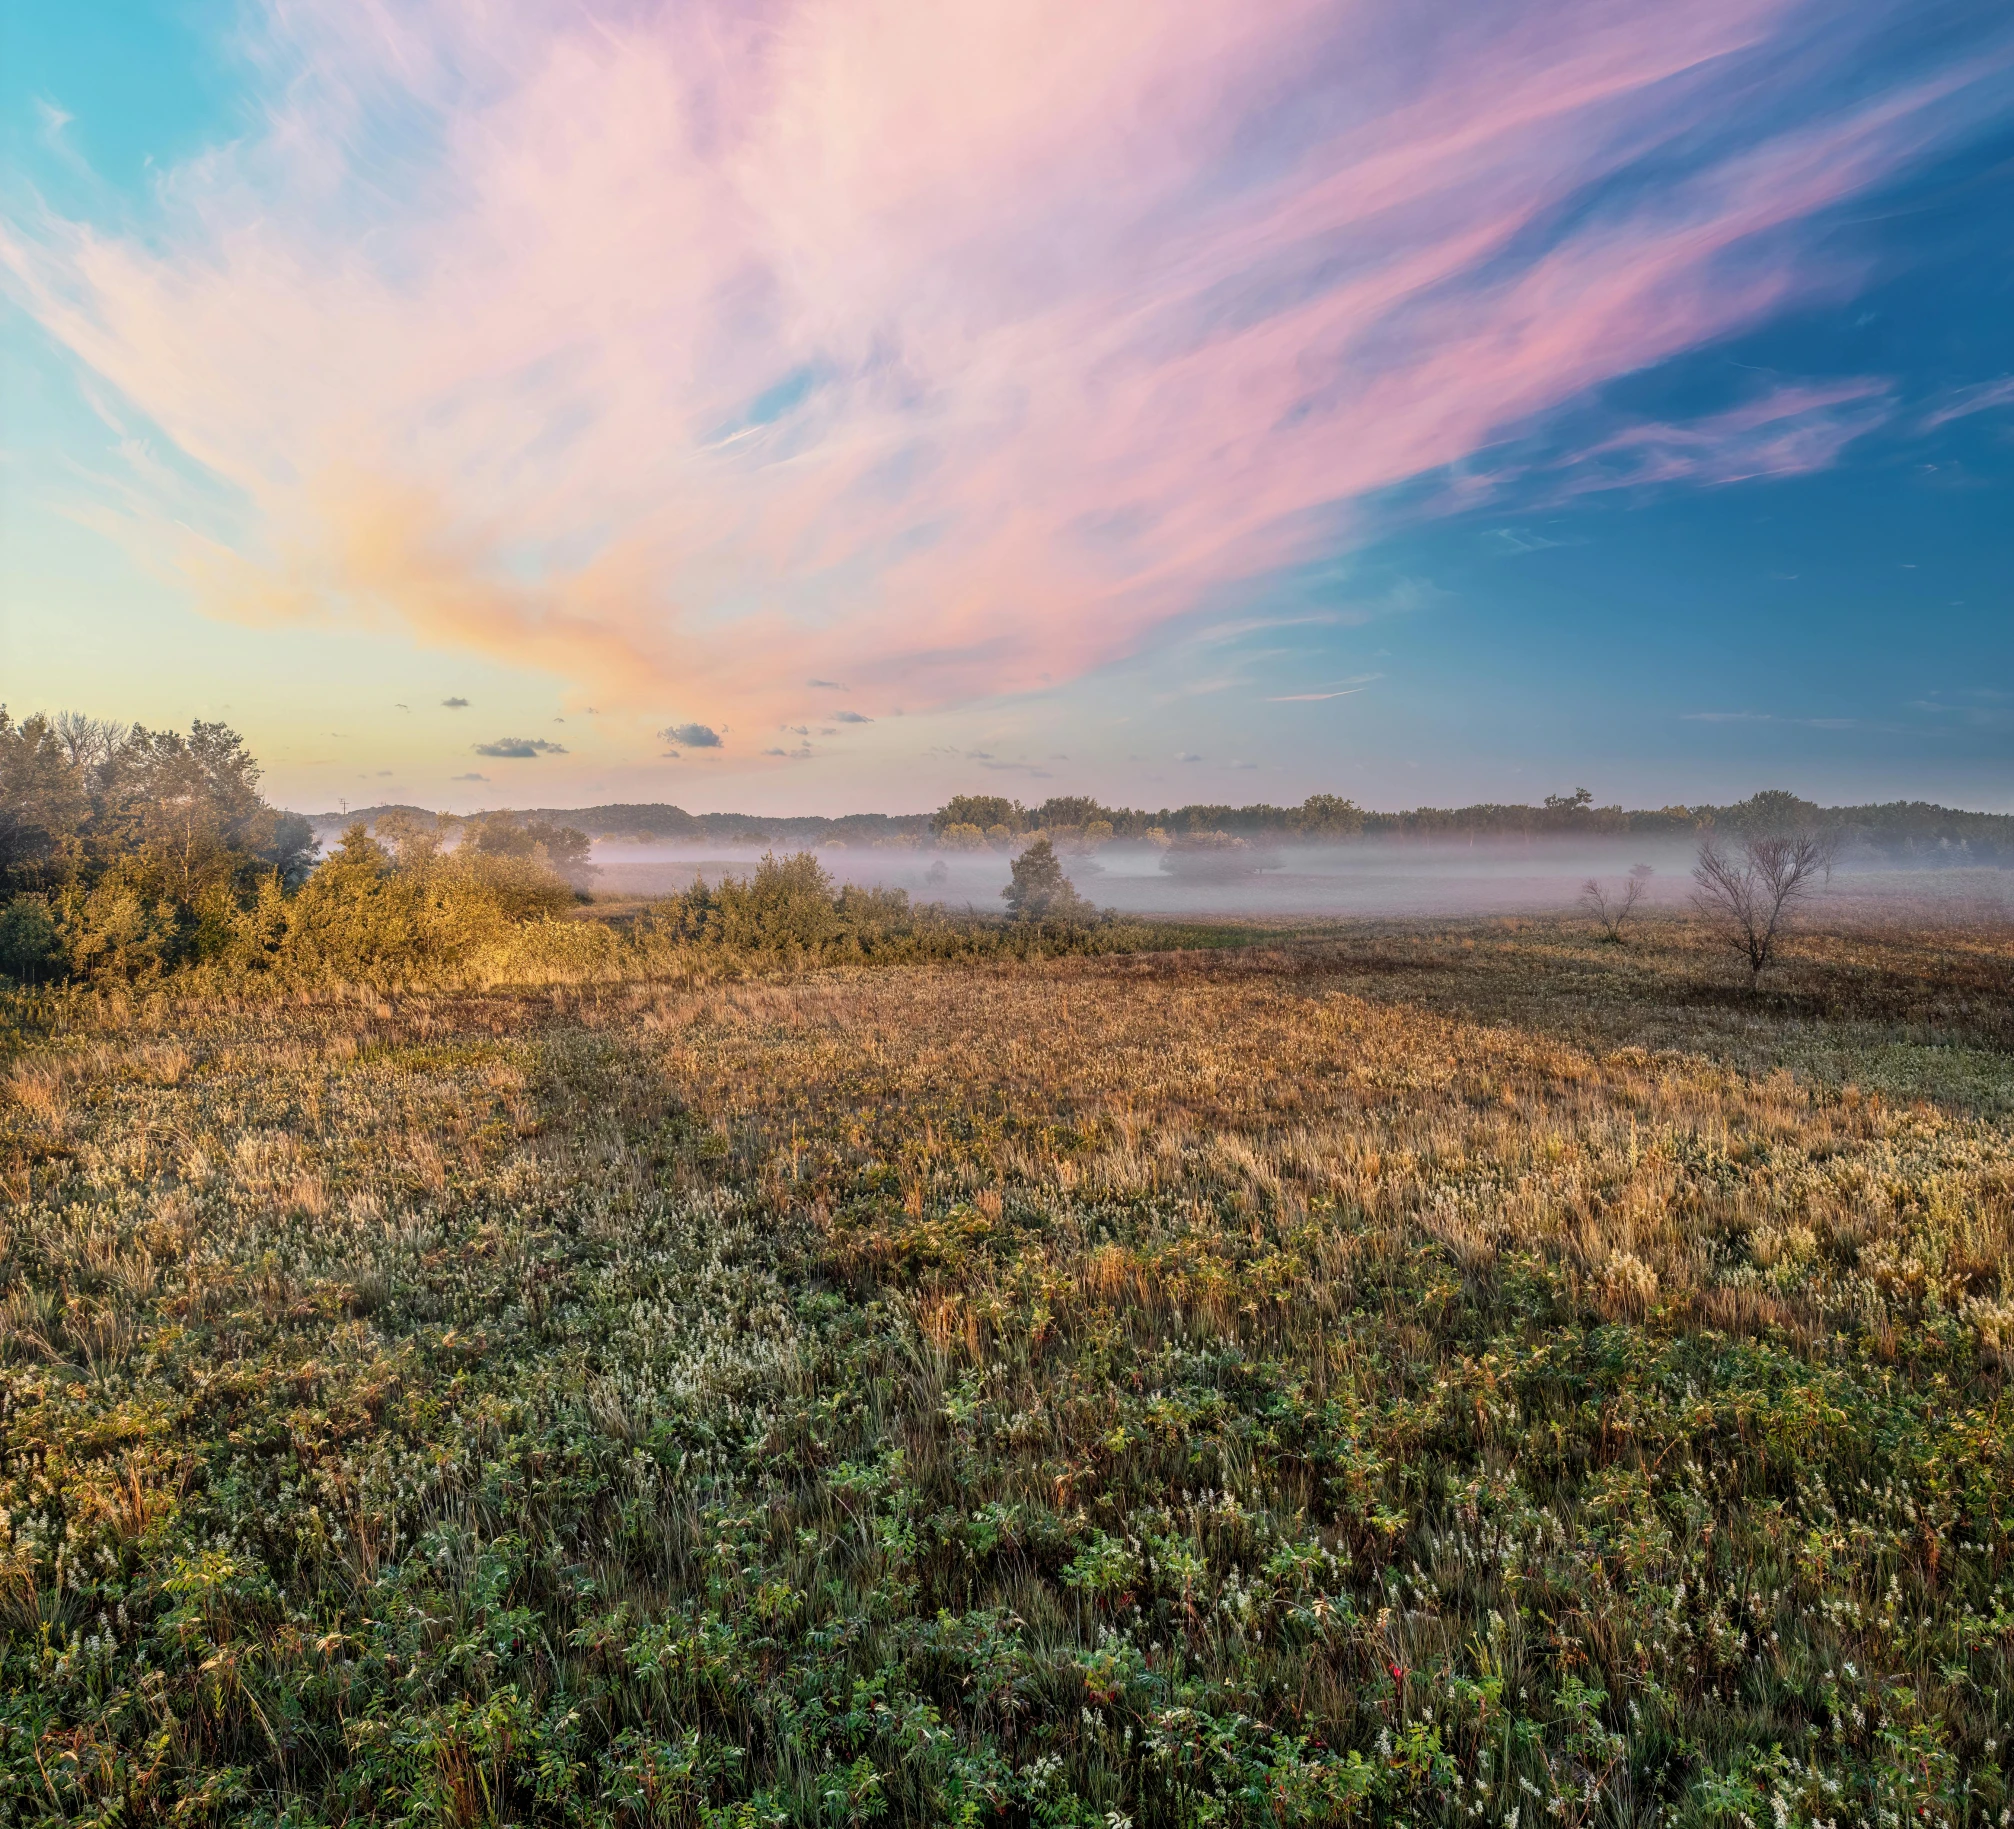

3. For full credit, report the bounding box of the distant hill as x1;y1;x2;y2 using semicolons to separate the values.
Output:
304;802;937;847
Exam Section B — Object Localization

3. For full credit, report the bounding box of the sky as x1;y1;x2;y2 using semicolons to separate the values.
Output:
2;0;2011;817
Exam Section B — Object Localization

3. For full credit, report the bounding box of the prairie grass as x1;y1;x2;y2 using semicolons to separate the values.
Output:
1;913;2010;1826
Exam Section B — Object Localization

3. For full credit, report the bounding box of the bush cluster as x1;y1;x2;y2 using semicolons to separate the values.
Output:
640;849;1155;969
0;710;609;990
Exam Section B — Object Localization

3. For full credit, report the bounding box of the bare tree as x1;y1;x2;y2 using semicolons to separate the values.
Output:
1691;833;1829;988
1581;862;1653;943
52;710;128;775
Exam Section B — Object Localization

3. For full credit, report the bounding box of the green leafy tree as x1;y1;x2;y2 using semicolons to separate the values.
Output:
0;895;63;983
90;719;316;891
0;708;90;890
1294;793;1364;836
1002;838;1096;922
1717;787;1822;837
1032;795;1108;830
462;812;597;890
930;795;1020;837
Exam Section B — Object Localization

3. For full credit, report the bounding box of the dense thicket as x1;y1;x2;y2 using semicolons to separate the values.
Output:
0;709;319;983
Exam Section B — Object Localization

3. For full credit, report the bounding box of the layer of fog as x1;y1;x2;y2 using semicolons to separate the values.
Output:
589;837;2013;923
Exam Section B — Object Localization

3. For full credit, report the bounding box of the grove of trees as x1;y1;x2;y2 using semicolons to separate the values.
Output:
0;709;609;987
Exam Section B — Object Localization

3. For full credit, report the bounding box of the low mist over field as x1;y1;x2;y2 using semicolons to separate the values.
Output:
583;837;2013;923
307;787;2014;924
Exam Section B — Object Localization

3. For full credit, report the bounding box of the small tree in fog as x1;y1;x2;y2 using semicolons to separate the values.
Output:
1582;863;1653;943
374;809;442;869
1003;838;1095;922
1692;833;1829;988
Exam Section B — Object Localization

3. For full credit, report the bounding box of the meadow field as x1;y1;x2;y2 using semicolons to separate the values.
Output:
3;909;2012;1827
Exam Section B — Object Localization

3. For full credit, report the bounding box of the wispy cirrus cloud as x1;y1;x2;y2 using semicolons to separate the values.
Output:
1684;711;1877;730
1558;380;1896;493
1919;376;2014;431
1268;674;1382;702
3;0;2008;739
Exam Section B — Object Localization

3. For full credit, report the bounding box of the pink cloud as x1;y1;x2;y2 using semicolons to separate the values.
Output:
3;0;2004;734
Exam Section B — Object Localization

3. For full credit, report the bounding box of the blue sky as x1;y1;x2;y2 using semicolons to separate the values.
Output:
2;0;2010;814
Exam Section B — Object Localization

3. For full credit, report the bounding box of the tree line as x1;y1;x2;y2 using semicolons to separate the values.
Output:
365;788;2014;859
930;787;2014;856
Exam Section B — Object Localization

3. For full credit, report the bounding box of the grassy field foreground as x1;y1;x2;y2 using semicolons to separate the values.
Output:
2;915;2012;1827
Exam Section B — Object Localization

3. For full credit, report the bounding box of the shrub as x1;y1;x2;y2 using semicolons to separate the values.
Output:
54;863;188;982
264;826;579;986
1158;832;1282;880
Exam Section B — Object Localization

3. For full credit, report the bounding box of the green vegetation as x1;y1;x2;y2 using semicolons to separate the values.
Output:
0;713;1156;994
637;851;1154;969
3;907;2011;1826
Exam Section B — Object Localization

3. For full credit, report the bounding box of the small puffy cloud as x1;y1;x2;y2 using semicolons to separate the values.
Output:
442;696;470;708
375;769;393;776
1176;751;1204;762
660;722;722;749
475;736;567;757
807;680;844;690
833;710;872;723
453;771;488;781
